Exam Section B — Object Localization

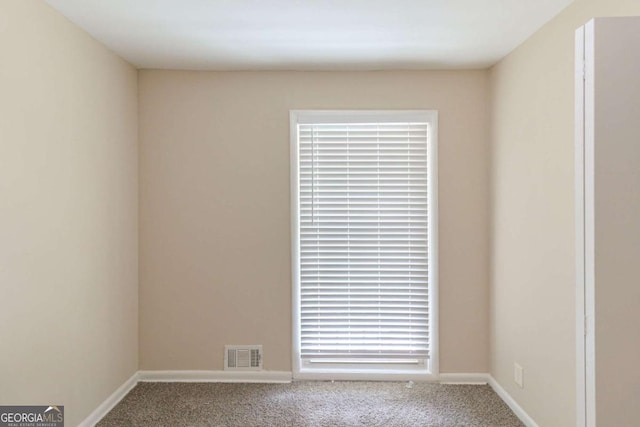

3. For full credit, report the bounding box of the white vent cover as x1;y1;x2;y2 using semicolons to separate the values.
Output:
224;345;263;371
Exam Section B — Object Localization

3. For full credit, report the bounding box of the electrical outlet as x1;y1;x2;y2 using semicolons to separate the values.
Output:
514;363;524;388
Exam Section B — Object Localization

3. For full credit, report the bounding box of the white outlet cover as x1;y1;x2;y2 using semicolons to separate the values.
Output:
514;363;524;388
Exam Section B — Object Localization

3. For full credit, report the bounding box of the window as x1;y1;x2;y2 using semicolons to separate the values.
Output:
290;110;438;379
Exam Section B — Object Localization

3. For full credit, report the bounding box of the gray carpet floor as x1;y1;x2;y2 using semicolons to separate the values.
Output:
96;381;525;427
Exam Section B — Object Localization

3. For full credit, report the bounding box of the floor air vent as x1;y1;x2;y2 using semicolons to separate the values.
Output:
224;345;262;370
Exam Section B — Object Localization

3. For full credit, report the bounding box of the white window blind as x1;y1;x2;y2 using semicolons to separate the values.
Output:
295;113;432;362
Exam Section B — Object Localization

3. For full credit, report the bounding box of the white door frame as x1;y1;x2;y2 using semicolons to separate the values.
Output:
575;25;586;427
575;20;596;427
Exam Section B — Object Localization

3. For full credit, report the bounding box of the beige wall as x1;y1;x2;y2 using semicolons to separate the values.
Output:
138;70;491;373
489;0;640;426
0;1;138;426
588;17;640;426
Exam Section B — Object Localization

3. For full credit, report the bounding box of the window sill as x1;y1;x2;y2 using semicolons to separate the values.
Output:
294;364;435;381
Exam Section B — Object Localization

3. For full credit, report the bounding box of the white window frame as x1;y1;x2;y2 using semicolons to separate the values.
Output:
290;110;439;380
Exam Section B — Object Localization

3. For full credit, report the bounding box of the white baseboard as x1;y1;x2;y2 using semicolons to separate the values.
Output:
488;375;539;427
294;371;439;382
438;373;489;384
138;370;293;383
77;371;139;427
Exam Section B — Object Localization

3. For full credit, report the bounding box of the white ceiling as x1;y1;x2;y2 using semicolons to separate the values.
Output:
45;0;574;70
